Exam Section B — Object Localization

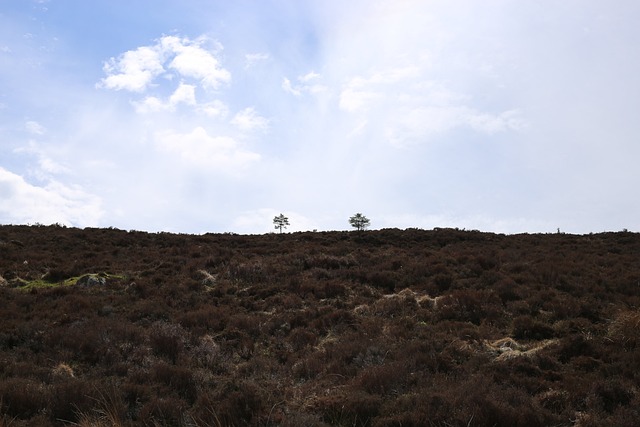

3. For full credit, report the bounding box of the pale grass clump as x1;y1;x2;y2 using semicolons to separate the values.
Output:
606;309;640;349
73;386;126;427
198;269;217;286
485;337;558;361
52;362;75;379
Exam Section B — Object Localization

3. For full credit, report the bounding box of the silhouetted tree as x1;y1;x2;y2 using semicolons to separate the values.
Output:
349;213;370;231
273;214;290;233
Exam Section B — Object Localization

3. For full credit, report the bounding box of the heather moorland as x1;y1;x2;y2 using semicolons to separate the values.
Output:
1;225;639;426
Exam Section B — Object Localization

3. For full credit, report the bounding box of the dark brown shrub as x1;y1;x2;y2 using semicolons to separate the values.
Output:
589;378;633;413
49;379;94;423
292;353;325;380
46;321;106;365
149;321;188;364
190;392;223;427
227;313;261;338
367;271;397;293
0;378;48;419
218;328;254;360
496;277;522;302
42;267;74;283
311;308;356;334
288;328;317;352
190;334;221;369
152;362;197;403
554;335;595;363
437;289;503;325
512;315;555;340
217;382;263;426
314;391;382;427
138;396;189;426
226;262;267;284
304;253;356;270
356;363;406;395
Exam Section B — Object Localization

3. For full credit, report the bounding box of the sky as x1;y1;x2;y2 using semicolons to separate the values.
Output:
1;0;639;234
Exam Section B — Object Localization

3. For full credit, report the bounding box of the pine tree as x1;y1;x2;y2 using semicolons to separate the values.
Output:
273;214;290;233
349;213;370;231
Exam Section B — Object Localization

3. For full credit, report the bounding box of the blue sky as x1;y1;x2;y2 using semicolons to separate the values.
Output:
1;0;639;234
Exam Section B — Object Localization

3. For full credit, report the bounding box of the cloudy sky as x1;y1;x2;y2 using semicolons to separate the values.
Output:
1;1;639;234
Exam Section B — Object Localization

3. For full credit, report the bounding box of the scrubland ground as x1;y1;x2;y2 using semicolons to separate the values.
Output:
1;225;639;426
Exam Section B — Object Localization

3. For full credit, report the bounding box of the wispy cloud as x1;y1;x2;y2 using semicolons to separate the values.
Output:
25;120;46;135
133;82;197;113
155;127;260;173
339;66;526;146
13;141;69;177
231;107;269;132
282;72;327;96
245;52;269;68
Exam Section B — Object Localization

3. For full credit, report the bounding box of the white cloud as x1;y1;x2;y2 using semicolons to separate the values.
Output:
164;36;230;89
468;109;526;134
13;141;69;176
99;45;164;92
283;72;328;97
338;65;526;145
25;120;45;135
133;82;197;113
231;107;269;132
282;77;301;96
99;35;230;93
384;106;526;146
339;87;380;112
169;82;196;105
245;52;269;68
0;167;102;227
197;100;229;118
155;127;260;173
299;71;320;82
37;156;70;176
133;96;165;113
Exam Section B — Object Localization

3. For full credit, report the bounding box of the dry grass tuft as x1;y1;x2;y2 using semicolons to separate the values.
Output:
52;363;75;379
606;310;640;349
198;269;217;286
486;337;557;361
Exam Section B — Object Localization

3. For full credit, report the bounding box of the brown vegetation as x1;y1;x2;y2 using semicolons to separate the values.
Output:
1;225;639;426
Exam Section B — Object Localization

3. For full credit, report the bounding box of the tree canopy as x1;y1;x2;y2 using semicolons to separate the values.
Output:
349;213;370;231
273;214;290;233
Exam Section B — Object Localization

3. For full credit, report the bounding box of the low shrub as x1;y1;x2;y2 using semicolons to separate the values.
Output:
314;390;382;427
138;396;189;426
149;321;188;364
0;378;48;419
512;315;555;340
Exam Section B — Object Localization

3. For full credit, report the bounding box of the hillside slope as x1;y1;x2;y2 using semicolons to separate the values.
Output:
1;225;640;426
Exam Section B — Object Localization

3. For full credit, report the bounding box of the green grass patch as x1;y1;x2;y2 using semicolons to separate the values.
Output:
14;272;127;290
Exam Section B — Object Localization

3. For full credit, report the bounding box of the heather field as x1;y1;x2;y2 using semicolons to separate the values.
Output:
1;225;639;426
